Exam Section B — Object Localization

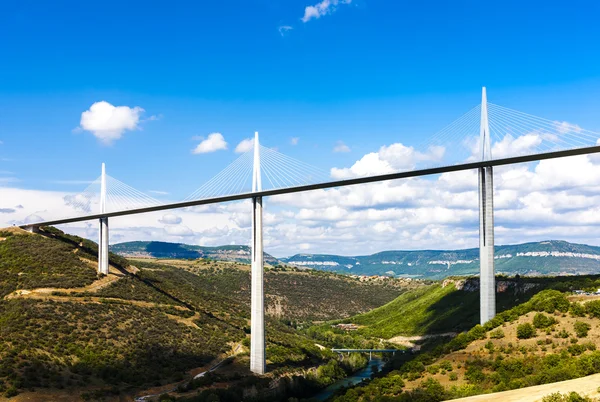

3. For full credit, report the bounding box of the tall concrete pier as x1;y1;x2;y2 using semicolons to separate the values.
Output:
250;132;266;375
98;163;109;276
479;87;495;324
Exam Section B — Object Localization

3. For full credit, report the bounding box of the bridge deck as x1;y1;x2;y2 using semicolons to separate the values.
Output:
22;145;600;228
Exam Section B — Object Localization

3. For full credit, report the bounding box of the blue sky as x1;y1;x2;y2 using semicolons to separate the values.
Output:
2;1;600;254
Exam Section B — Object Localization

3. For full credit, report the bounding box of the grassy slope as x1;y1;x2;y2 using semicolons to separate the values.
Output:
0;227;409;398
346;276;600;338
130;259;411;322
331;290;600;401
0;230;97;297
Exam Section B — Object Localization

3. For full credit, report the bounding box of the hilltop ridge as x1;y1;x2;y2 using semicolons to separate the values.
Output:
112;239;600;279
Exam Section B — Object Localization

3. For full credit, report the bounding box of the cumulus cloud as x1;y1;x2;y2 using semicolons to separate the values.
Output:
333;141;350;153
235;138;254;153
491;134;542;159
159;214;182;225
302;0;352;22
164;225;194;237
79;101;145;144
330;143;444;179
192;133;228;154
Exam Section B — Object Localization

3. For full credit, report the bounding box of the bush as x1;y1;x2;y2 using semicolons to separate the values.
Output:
489;328;505;339
585;300;600;318
574;321;591;338
570;303;586;317
533;313;557;329
449;372;458;381
517;323;536;339
542;392;596;402
468;325;486;341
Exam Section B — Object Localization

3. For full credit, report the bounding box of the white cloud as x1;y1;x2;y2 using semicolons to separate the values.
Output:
164;225;194;237
302;0;352;22
235;138;254;153
555;121;582;134
290;137;299;146
159;214;182;225
149;190;169;195
278;25;293;36
333;141;350;153
79;101;145;144
330;143;444;179
192;133;228;154
491;134;542;159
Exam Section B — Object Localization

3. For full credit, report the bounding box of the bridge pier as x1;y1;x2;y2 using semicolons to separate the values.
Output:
98;217;109;275
479;88;496;325
97;163;109;276
250;133;266;375
24;225;40;233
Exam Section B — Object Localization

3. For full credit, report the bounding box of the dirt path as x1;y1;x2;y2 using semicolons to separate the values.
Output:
450;373;600;401
4;264;202;329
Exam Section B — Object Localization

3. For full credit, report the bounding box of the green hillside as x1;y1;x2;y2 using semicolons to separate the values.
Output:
330;290;600;402
0;227;409;400
342;275;600;338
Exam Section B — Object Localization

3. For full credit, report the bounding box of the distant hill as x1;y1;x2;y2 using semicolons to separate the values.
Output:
111;241;282;265
282;240;600;279
112;240;600;279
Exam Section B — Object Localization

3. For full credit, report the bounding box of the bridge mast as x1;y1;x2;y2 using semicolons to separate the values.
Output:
98;163;109;276
250;132;266;374
479;87;495;324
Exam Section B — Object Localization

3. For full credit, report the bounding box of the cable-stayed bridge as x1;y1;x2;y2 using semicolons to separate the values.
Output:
19;88;600;374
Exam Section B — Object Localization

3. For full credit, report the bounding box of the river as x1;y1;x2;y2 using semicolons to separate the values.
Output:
313;358;386;401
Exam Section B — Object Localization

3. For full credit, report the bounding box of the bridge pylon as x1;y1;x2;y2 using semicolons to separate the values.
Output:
250;132;266;375
98;163;109;276
479;87;495;324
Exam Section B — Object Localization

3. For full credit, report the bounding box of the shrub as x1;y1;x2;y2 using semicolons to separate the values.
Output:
468;325;486;341
530;290;570;314
574;321;591;338
489;328;505;339
533;313;557;329
449;372;458;381
542;392;596;402
517;323;536;339
585;300;600;318
570;303;586;317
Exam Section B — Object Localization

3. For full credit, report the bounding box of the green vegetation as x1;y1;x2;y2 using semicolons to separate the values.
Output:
517;322;537;339
542;392;599;402
0;227;409;399
575;321;592;338
331;290;600;401
0;231;97;297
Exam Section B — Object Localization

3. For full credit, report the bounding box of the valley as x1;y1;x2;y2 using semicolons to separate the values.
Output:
5;228;600;401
